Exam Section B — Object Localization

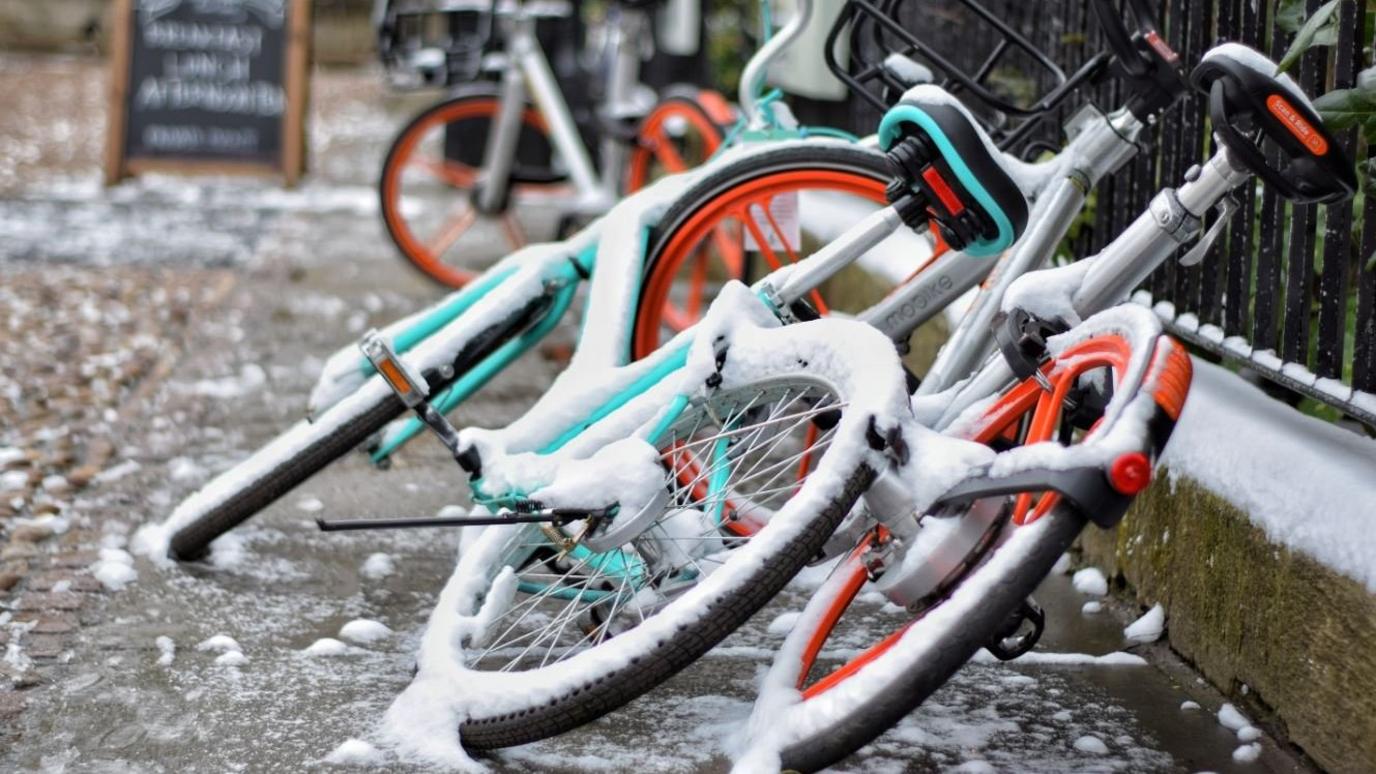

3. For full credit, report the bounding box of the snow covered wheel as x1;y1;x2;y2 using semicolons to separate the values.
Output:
408;375;875;750
746;330;1192;772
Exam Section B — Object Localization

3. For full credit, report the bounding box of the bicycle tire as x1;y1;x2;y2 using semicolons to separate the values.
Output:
451;370;881;748
379;88;565;287
778;507;1087;772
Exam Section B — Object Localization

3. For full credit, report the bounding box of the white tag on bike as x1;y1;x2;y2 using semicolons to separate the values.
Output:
743;192;801;254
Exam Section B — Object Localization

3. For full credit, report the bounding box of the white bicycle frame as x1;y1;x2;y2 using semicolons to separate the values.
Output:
475;1;651;215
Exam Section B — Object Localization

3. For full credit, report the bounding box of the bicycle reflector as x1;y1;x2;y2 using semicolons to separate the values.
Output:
1107;452;1152;496
360;330;428;409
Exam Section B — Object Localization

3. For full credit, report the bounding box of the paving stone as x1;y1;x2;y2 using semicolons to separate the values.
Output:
27;572;99;593
14;592;84;611
8;524;54;543
0;543;39;561
23;634;65;659
49;550;98;568
0;691;27;721
14;612;79;634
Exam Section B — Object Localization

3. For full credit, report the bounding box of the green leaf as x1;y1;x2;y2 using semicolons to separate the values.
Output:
1278;0;1342;73
1277;0;1308;32
1313;82;1376;137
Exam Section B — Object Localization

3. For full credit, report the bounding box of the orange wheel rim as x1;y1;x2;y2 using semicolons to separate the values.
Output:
632;169;889;359
626;100;724;193
381;98;555;288
795;333;1142;700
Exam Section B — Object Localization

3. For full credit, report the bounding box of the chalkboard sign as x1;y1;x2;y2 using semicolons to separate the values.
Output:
105;0;310;186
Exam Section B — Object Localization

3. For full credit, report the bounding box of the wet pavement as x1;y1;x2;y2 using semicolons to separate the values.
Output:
0;53;1314;773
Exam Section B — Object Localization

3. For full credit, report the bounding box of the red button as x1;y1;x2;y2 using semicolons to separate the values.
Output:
1108;452;1152;495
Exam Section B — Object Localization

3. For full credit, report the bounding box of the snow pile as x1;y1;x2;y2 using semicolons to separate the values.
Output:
1081;601;1102;615
1072;735;1108;755
1233;742;1262;763
1072;568;1108;596
339;619;392;645
324;738;383;766
215;651;248;667
360;553;395;580
91;548;138;591
155;636;176;666
303;638;355;657
1162;358;1376;591
1123;604;1165;644
196;634;242;654
1217;703;1250;732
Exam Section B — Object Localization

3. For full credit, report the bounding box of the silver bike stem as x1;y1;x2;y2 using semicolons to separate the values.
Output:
739;0;814;126
1072;145;1250;317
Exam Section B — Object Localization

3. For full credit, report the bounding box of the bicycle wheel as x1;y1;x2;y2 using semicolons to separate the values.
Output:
162;293;557;561
379;89;569;288
419;372;877;750
754;331;1191;772
624;92;729;192
632;143;919;359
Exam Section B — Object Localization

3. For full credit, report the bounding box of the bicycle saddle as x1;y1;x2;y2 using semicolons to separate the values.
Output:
1191;43;1356;204
878;86;1030;258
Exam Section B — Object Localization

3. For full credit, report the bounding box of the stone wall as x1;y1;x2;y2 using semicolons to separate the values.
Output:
1080;473;1376;773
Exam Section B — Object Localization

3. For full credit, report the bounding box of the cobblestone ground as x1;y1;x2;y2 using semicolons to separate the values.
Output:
1;53;1312;773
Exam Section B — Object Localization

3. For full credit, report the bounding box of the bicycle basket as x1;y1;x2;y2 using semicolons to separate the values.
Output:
825;0;1101;149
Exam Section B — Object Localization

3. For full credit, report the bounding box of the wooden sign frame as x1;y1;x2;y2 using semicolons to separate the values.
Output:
104;0;311;187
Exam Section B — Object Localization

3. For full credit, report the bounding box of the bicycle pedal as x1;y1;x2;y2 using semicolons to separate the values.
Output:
985;597;1045;661
359;330;466;458
360;330;428;408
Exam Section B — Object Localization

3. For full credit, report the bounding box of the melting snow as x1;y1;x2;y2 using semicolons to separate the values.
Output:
155;636;176;666
1123;604;1165;643
339;619;392;645
1072;735;1109;755
1218;703;1250;732
766;612;801;636
196;634;241;654
360;553;395;580
1081;601;1102;615
91;548;137;591
325;738;383;766
303;638;353;657
214;651;248;667
1072;568;1108;596
296;497;324;513
1233;742;1262;763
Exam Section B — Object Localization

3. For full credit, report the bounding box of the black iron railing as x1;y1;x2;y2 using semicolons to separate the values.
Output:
836;0;1376;427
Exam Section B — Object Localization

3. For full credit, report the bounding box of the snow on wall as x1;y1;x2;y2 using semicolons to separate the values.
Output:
1162;358;1376;591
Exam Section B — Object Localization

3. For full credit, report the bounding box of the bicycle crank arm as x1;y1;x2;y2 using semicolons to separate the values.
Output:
316;505;618;532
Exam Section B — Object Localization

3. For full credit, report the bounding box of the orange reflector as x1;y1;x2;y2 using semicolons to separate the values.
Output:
377;358;412;395
1108;452;1152;496
1266;94;1329;156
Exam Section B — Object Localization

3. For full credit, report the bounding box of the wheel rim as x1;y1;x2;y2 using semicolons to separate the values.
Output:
464;377;844;674
625;99;724;192
789;333;1142;699
632;168;894;359
380;98;565;288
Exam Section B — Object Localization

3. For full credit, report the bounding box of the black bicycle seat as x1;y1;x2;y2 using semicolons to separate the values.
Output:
878;87;1029;257
1191;43;1356;204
